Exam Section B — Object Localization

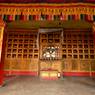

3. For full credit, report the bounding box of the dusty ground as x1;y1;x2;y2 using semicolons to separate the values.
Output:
0;76;95;95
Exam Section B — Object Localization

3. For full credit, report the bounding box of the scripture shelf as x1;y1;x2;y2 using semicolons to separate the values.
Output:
5;32;39;60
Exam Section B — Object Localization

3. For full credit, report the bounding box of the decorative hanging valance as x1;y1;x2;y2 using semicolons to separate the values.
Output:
0;3;95;21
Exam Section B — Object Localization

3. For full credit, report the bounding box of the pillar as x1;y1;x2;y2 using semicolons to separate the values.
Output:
92;22;95;48
0;20;5;86
92;22;95;77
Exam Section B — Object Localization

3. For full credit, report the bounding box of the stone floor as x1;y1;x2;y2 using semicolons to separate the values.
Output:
0;76;95;95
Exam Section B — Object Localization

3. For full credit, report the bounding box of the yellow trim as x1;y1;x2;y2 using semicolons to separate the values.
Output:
0;3;95;18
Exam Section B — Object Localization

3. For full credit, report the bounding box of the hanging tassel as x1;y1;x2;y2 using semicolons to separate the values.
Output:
0;15;3;20
8;15;14;21
3;14;8;21
15;15;20;21
84;14;87;21
23;15;29;21
36;15;40;21
54;15;60;20
85;14;89;21
29;15;33;20
60;12;68;21
87;15;92;21
46;15;50;20
71;15;75;21
60;13;66;21
20;12;24;21
80;14;85;20
47;15;53;21
33;15;40;21
40;12;46;20
63;14;68;21
46;15;48;20
60;12;63;21
33;15;36;20
68;15;72;20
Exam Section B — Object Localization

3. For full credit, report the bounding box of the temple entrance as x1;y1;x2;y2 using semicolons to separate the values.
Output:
0;2;95;86
3;21;95;78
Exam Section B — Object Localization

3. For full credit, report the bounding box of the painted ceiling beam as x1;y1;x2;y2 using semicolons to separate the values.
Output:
0;0;94;3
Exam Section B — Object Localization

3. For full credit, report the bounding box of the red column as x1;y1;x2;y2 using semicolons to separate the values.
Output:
92;22;95;46
92;22;95;77
93;27;95;76
0;21;5;86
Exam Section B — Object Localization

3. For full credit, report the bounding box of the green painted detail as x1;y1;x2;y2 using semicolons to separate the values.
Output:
54;15;60;20
15;15;20;21
7;20;92;29
29;15;33;20
3;15;8;21
68;15;71;20
80;14;84;20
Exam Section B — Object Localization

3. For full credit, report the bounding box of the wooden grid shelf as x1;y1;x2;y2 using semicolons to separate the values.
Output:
62;29;95;72
4;31;39;71
4;29;95;74
62;30;95;60
6;32;39;59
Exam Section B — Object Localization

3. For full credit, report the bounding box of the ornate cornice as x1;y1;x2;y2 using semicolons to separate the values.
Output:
0;3;95;15
0;3;95;21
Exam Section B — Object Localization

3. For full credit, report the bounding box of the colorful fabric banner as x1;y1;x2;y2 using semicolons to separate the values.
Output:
46;15;54;21
84;14;92;21
74;14;80;21
32;15;38;20
87;15;93;21
0;15;2;20
3;15;8;21
61;14;68;21
35;15;40;20
20;15;24;20
54;15;60;20
68;15;72;20
29;15;33;20
80;14;85;20
8;15;14;21
71;15;75;20
64;14;68;21
2;14;95;21
15;15;20;21
20;15;29;21
25;15;29;21
40;14;48;20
